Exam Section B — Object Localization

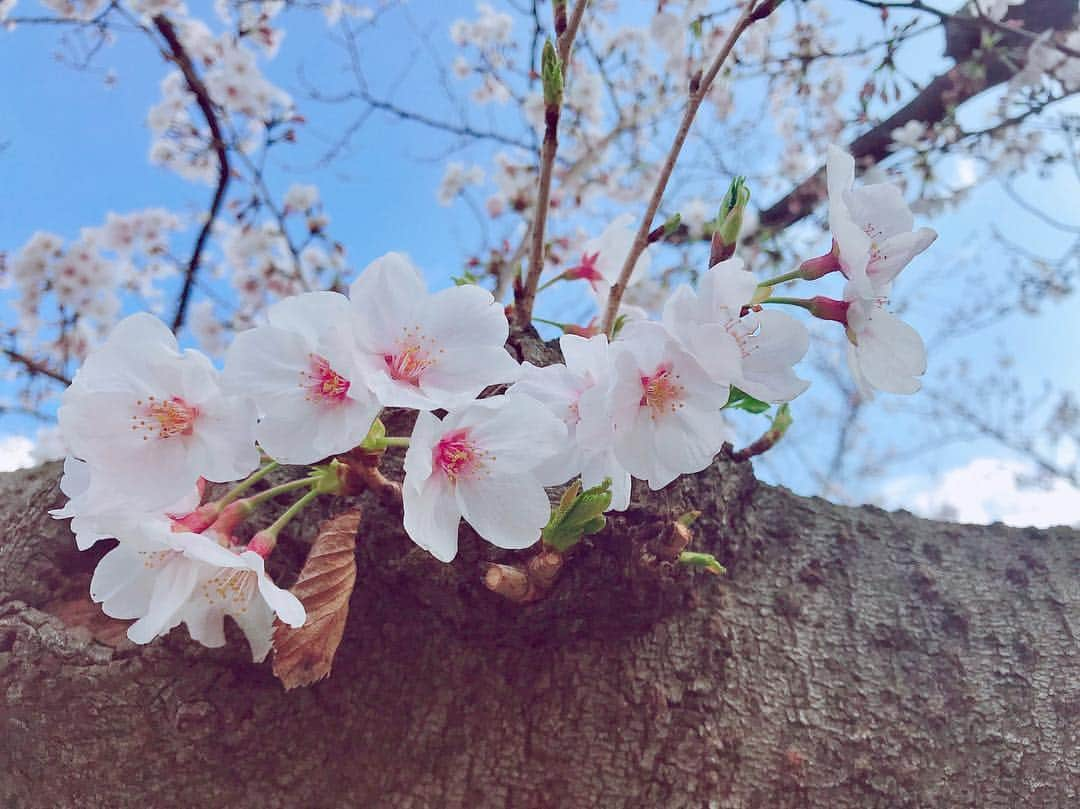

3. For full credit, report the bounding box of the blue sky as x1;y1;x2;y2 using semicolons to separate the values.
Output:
1;1;1077;525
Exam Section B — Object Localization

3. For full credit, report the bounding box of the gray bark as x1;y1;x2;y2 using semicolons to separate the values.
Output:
1;448;1077;808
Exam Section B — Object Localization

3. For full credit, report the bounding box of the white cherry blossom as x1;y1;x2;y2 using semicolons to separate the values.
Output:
663;258;810;402
827;145;937;298
509;334;632;511
50;456;201;551
57;313;259;508
402;395;566;562
90;516;305;661
347;252;520;411
844;285;926;396
223;291;379;464
609;321;729;490
568;214;652;302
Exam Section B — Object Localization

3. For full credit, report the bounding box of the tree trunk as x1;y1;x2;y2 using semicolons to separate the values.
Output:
1;452;1077;808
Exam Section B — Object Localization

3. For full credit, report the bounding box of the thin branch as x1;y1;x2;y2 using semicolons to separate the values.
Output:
600;0;765;335
153;14;231;333
3;349;72;386
514;0;588;328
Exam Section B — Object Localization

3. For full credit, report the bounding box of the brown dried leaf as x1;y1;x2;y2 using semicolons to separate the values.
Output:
272;509;361;689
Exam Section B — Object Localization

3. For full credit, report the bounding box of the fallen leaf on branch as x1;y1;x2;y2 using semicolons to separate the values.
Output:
272;509;361;689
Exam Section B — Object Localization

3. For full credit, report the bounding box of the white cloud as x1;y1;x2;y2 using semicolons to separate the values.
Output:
879;457;1080;529
0;435;35;473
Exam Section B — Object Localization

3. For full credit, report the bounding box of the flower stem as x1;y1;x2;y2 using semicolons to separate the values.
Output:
536;274;567;293
765;296;849;324
247;488;323;557
217;461;280;508
245;476;315;508
756;268;803;288
378;437;411;449
265;488;321;537
762;296;814;311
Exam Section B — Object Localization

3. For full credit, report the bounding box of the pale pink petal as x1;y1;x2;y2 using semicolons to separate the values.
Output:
455;473;549;550
403;476;462;562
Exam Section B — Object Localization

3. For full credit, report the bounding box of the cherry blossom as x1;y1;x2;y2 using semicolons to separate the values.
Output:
608;321;729;491
50;456;199;551
347;252;520;411
509;334;632;511
567;214;652;302
974;0;1024;22
283;183;320;212
844;289;926;396
663;258;810;403
223;291;379;464
58;313;259;508
90;515;305;660
402;395;566;562
827;145;937;298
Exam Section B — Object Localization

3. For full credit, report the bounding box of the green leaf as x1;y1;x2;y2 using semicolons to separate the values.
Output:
542;478;613;552
678;552;727;576
662;212;682;235
451;270;481;286
724;387;770;414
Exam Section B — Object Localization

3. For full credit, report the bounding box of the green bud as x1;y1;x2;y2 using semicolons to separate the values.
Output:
678;551;727;576
358;417;387;452
771;403;794;437
677;510;701;527
541;40;563;107
663;212;682;236
717;176;750;249
542;478;613;552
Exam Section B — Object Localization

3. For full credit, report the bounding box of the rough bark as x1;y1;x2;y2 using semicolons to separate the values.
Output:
1;437;1077;808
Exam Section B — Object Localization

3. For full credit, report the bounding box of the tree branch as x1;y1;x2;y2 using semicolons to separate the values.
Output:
750;0;1076;243
515;1;588;328
2;349;72;387
600;0;766;335
153;14;231;334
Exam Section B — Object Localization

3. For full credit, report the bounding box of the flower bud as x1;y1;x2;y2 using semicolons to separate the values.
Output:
541;40;563;107
710;176;750;264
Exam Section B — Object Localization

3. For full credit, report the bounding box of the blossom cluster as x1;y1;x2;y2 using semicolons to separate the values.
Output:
51;146;935;660
3;209;183;364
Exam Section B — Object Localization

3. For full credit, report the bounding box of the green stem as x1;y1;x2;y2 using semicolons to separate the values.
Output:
378;437;411;449
245;476;315;508
537;274;567;293
533;316;571;330
756;268;803;288
264;488;321;539
762;296;814;312
217;461;280;508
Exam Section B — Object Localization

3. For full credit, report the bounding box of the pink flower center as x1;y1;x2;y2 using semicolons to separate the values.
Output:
385;345;431;385
433;428;486;482
302;354;351;403
640;364;685;418
566;251;604;287
385;329;437;386
131;395;199;440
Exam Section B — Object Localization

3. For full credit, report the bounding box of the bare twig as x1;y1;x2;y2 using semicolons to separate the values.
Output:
153;14;231;333
514;1;588;328
600;0;764;335
3;349;72;387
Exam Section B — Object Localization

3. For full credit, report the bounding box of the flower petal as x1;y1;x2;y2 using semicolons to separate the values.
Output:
403;476;462;562
455;473;549;550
